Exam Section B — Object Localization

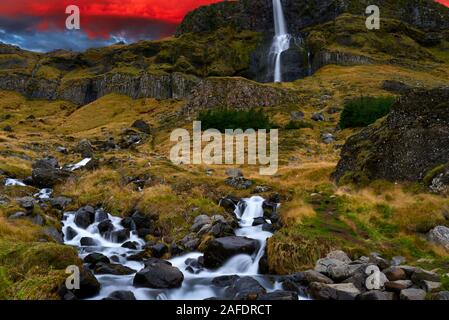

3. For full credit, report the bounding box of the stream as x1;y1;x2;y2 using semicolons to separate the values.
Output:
61;196;298;300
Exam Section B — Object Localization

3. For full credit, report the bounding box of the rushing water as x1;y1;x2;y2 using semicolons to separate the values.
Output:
61;196;289;300
271;0;291;83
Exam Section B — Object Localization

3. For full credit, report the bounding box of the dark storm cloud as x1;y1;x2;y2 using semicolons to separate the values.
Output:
0;15;176;52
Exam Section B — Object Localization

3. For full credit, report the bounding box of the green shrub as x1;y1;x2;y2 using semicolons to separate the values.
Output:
198;108;274;132
285;120;314;130
339;96;395;129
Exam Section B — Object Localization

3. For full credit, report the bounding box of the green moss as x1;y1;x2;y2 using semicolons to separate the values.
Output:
11;269;66;300
0;241;81;300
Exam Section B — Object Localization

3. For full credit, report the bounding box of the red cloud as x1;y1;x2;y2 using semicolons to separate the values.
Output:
0;0;223;23
437;0;449;6
0;0;223;39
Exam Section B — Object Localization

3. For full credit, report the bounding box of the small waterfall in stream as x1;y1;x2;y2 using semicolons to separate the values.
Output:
271;0;291;83
61;196;290;300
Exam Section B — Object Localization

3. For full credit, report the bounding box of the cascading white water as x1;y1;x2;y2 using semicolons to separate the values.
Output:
271;0;291;83
61;196;289;300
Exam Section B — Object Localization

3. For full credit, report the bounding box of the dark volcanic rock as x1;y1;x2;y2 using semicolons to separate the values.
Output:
49;196;72;210
93;262;135;275
134;259;184;289
212;275;241;288
32;157;71;188
97;219;114;234
104;291;136;300
257;290;298;301
64;226;78;241
84;252;110;265
80;237;98;246
333;88;449;185
131;119;151;134
59;267;100;299
74;206;95;229
203;236;259;268
225;276;266;300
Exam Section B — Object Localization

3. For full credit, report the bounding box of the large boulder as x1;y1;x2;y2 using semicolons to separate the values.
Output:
133;259;184;289
400;288;427;300
93;262;135;275
333;88;449;185
74;206;95;229
310;282;361;300
32;157;71;187
225;276;266;300
105;291;136;301
60;267;101;299
203;236;259;268
427;226;449;250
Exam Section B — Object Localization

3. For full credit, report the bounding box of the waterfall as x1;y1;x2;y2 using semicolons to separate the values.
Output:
271;0;291;83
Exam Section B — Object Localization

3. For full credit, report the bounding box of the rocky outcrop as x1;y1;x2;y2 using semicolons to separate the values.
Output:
0;71;201;106
311;50;373;72
31;157;71;188
333;88;449;185
427;226;449;250
177;0;449;36
182;77;301;114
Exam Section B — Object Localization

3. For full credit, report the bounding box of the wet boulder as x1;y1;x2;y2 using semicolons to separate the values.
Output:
203;236;259;268
97;219;114;234
225;276;266;300
84;252;110;265
93;262;135;275
106;229;130;243
212;275;240;287
104;291;136;300
59;267;100;299
133;259;184;289
64;226;78;241
74;206;95;229
80;237;98;246
209;221;235;238
219;196;240;213
257;290;298;300
131;211;152;229
122;241;139;250
149;243;168;258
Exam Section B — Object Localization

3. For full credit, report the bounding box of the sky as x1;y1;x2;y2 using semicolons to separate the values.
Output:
0;0;448;52
0;0;223;52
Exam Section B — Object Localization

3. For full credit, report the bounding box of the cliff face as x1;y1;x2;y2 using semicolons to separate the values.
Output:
333;88;449;185
176;0;449;36
0;71;201;105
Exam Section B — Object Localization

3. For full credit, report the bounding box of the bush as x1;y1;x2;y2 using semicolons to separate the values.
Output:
198;108;274;132
285;120;313;130
339;96;395;129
